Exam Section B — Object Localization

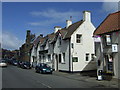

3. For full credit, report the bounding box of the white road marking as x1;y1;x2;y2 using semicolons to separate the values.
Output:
36;80;52;88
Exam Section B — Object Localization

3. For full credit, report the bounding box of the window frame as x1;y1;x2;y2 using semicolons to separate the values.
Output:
59;54;61;63
76;34;82;43
62;53;65;63
104;34;112;46
72;57;78;62
86;53;89;61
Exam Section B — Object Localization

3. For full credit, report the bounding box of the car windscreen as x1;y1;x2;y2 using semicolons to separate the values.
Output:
0;60;6;63
43;64;50;68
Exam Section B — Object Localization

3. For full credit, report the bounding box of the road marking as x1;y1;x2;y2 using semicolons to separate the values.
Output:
41;83;52;88
36;81;52;88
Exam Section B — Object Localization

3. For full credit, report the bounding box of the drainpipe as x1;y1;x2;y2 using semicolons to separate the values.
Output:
69;38;71;72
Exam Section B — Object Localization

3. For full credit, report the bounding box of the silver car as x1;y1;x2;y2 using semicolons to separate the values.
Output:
0;60;7;67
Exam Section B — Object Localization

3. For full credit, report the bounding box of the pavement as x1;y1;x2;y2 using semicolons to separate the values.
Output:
53;70;119;88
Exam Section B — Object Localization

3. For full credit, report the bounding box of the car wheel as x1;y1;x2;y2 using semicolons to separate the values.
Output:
36;70;38;73
50;72;52;74
39;70;42;74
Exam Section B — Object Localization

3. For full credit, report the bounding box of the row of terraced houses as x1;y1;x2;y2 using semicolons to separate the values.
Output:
19;11;120;79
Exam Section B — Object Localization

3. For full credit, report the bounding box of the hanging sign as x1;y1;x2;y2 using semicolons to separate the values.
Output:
94;35;101;42
112;44;118;52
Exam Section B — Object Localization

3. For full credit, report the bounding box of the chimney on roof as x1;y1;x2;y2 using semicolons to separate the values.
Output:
83;11;91;22
66;20;72;28
40;34;43;37
54;26;62;33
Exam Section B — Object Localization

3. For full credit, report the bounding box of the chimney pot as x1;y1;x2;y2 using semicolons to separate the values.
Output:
66;20;72;28
54;26;62;33
83;11;91;22
40;34;43;37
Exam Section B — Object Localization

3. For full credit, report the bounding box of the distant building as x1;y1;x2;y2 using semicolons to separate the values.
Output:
2;49;19;60
93;11;120;79
19;30;35;62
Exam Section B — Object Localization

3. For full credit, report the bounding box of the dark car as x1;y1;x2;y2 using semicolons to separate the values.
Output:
21;61;31;69
35;63;53;74
17;61;23;68
12;60;18;66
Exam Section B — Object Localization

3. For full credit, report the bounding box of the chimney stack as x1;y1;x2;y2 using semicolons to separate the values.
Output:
83;11;91;22
66;20;72;28
54;26;62;33
40;34;43;37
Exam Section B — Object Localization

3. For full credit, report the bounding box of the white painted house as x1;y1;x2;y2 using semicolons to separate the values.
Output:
38;33;55;68
52;11;96;72
30;35;43;67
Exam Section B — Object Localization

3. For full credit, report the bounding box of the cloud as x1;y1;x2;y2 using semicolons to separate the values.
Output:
29;9;82;26
1;31;24;50
29;20;58;26
102;2;118;13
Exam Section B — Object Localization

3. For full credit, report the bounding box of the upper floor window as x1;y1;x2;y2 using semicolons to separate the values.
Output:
76;34;82;43
59;36;62;45
104;34;112;46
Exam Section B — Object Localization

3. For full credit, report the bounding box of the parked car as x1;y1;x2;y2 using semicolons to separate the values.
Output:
21;61;31;69
12;60;18;66
17;61;23;68
35;63;53;74
0;60;7;67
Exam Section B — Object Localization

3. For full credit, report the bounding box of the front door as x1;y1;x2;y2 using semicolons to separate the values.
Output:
104;54;113;73
55;54;58;71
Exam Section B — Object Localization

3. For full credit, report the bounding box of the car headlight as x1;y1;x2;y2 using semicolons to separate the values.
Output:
42;69;46;71
24;65;27;67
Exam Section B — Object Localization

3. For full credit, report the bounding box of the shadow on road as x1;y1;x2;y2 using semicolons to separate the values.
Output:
80;70;97;77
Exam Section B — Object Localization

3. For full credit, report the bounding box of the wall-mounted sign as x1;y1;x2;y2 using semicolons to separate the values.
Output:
112;44;118;52
94;35;101;42
106;35;112;45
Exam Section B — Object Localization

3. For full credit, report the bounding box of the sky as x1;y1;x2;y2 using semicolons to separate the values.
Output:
1;1;119;50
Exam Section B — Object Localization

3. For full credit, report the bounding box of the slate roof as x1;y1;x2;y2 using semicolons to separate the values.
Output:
34;19;84;45
94;11;120;35
33;36;41;47
64;20;84;39
58;28;67;38
47;33;55;41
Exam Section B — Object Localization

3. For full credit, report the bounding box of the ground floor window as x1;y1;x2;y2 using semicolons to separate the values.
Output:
62;53;65;63
48;54;51;61
91;54;95;61
72;57;78;62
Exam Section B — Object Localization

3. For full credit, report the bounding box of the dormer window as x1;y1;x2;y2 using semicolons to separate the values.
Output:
76;34;82;43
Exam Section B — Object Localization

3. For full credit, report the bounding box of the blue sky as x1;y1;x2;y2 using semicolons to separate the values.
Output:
2;2;118;50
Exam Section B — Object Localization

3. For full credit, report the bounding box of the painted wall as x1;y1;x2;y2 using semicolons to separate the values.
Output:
71;21;96;71
53;20;96;72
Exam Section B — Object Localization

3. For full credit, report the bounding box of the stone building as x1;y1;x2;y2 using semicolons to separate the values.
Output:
19;30;35;62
